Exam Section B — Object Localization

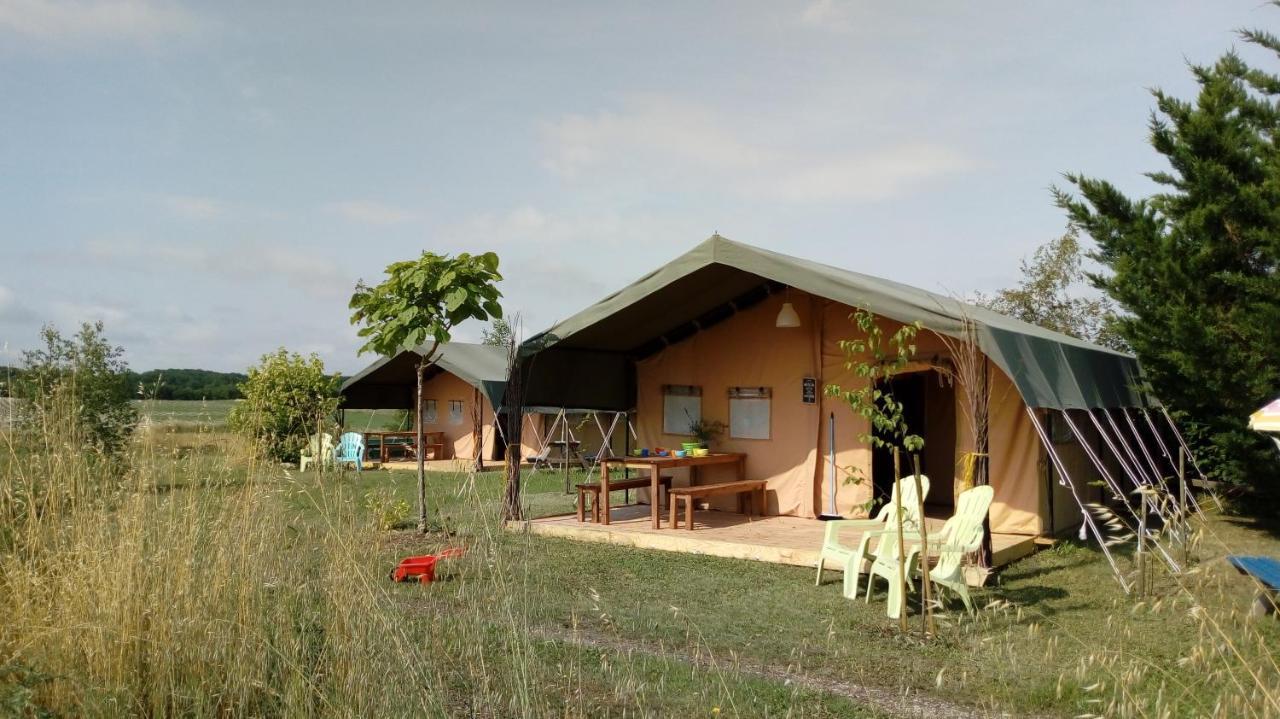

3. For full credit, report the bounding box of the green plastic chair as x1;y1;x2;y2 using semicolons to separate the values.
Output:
865;484;995;618
863;523;916;619
912;485;994;614
299;432;334;472
814;475;929;599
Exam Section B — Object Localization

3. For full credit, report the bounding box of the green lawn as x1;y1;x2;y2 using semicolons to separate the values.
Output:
7;428;1277;717
282;465;1280;718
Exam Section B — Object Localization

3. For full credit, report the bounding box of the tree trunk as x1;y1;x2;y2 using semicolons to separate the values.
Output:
416;362;427;533
472;387;484;474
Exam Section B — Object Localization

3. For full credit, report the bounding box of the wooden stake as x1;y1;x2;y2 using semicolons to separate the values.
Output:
912;453;934;636
893;447;908;632
1179;448;1189;567
562;408;570;494
416;362;427;533
1136;488;1148;597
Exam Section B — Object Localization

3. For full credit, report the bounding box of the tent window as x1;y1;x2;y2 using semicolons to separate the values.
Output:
729;387;771;440
448;400;464;425
663;384;701;435
422;399;438;425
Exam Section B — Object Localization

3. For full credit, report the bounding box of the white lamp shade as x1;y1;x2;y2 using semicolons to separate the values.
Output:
775;302;801;328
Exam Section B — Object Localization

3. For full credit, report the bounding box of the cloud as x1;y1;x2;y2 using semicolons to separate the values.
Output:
0;0;202;44
326;200;419;226
83;236;354;300
797;0;856;31
49;299;129;326
0;284;35;322
160;194;223;220
541;95;971;203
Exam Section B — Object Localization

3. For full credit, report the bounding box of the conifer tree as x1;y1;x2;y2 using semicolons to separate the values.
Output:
1056;18;1280;488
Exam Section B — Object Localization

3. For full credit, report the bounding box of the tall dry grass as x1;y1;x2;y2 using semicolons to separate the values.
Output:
0;396;613;716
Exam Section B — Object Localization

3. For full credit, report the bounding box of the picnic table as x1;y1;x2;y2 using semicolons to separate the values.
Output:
362;431;447;463
547;439;583;468
600;453;746;529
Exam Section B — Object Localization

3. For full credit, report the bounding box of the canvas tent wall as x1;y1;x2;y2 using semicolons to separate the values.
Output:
519;235;1146;536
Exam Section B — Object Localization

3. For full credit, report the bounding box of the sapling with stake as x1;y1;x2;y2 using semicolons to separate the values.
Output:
911;451;934;635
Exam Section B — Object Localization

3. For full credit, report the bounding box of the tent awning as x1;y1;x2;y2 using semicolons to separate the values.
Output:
519;234;1150;411
340;342;509;411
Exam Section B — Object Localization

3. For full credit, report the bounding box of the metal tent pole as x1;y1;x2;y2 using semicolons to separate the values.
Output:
1028;408;1131;593
1141;408;1204;516
1103;409;1159;488
819;412;841;519
1160;406;1222;510
1123;408;1170;493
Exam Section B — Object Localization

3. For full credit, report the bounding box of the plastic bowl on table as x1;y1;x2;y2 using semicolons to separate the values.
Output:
674;450;687;458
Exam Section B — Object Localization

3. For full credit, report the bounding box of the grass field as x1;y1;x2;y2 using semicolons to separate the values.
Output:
3;414;1279;717
136;398;408;432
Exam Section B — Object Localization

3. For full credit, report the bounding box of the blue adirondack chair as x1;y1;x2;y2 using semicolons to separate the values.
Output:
335;432;365;471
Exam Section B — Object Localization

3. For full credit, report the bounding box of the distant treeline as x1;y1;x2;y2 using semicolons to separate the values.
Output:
0;366;248;400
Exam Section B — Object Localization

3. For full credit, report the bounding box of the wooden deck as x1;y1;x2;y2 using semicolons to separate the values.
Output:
525;504;1037;570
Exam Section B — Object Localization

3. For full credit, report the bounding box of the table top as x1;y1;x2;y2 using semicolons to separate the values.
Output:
605;452;744;468
361;430;444;440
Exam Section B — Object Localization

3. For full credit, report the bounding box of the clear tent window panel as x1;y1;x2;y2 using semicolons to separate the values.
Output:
729;387;771;440
663;384;701;435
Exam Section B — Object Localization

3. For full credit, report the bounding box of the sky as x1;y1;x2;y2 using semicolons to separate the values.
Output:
0;1;1273;374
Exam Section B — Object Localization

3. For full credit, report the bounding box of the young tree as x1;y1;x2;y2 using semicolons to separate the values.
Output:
19;321;138;458
825;309;929;631
977;231;1126;351
349;251;503;532
1055;21;1280;489
228;349;341;463
480;317;514;347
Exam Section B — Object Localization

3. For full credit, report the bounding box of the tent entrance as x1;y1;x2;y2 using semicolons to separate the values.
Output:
870;369;957;515
492;412;512;461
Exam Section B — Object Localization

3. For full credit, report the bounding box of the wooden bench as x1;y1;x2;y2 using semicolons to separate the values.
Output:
1228;555;1280;617
668;479;767;530
577;477;672;523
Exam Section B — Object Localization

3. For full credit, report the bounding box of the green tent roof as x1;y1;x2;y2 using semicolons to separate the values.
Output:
521;235;1148;411
340;342;509;411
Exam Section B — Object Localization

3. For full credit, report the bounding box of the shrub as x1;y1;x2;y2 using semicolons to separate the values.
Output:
228;349;340;463
15;321;138;459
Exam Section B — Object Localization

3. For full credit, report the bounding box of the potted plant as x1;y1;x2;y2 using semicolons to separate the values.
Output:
686;417;726;450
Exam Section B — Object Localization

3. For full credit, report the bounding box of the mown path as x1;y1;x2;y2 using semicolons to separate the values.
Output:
532;626;1045;719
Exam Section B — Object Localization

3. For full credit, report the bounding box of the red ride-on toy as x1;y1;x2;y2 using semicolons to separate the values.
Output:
390;547;465;584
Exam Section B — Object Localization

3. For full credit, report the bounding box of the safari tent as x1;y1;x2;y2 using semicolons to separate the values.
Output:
519;235;1178;555
340;342;527;463
340;342;624;465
